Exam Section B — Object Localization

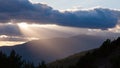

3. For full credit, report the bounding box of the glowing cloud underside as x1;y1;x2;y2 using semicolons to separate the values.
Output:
17;23;59;38
17;23;80;39
0;41;25;46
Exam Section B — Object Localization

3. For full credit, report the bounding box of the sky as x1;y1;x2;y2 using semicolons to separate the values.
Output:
29;0;120;10
0;0;120;64
0;0;120;46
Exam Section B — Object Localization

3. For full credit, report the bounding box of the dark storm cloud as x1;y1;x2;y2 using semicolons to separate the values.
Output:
0;0;120;29
0;24;22;36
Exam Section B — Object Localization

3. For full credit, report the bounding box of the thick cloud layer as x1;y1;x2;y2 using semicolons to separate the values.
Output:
0;0;120;29
0;24;22;36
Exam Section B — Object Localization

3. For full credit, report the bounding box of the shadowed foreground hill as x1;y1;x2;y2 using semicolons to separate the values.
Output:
48;37;120;68
47;49;96;68
0;35;104;64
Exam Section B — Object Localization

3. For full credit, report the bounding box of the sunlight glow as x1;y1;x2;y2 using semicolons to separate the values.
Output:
17;23;60;39
108;25;120;33
0;35;8;38
17;23;72;54
17;22;74;52
17;23;29;28
17;22;57;28
0;34;40;46
0;41;25;46
17;22;92;39
17;23;40;38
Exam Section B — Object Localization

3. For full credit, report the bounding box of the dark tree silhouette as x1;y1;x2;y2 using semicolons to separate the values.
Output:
23;62;35;68
0;49;47;68
38;61;47;68
76;37;120;68
0;51;7;68
8;50;24;68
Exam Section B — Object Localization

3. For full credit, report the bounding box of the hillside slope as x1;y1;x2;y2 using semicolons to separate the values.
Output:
47;37;120;68
47;49;96;68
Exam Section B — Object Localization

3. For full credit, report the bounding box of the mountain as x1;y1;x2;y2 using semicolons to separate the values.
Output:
47;37;120;68
0;35;105;64
47;49;96;68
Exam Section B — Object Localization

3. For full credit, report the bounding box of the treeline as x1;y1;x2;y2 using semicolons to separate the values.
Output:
70;37;120;68
0;50;47;68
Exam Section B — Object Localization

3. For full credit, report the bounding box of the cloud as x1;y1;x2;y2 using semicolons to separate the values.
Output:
0;24;22;36
0;23;120;44
0;0;120;29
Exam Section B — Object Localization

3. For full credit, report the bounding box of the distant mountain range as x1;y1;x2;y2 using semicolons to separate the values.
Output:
0;35;105;64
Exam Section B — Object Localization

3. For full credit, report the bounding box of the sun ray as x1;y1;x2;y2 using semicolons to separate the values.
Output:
17;23;69;55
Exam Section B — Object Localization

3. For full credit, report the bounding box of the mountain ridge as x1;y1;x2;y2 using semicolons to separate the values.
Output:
0;35;105;64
